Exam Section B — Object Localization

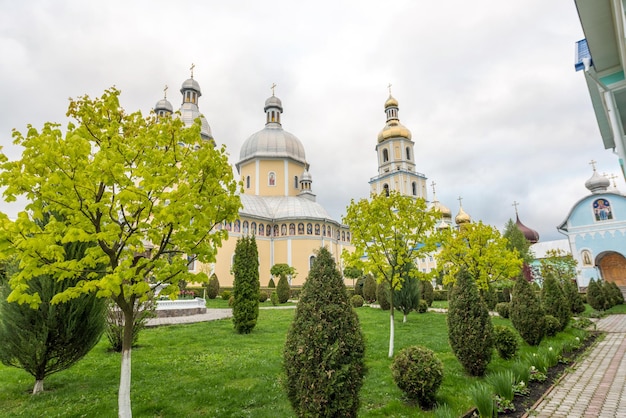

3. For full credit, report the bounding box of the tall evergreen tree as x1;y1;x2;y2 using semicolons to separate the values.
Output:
393;264;420;323
276;274;291;304
0;241;106;394
502;218;533;265
510;275;545;346
586;279;605;311
232;235;260;334
447;268;494;377
563;279;585;314
284;247;366;417
541;274;571;331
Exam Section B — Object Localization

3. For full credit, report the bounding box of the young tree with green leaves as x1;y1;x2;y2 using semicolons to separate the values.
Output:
537;249;578;285
0;88;241;417
232;235;260;334
436;221;522;290
284;247;365;417
343;191;438;358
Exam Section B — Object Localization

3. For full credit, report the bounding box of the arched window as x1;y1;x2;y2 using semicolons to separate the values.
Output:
258;224;264;235
281;224;287;236
298;223;304;234
406;147;411;160
251;222;257;235
294;176;298;189
383;183;390;196
268;172;276;186
242;220;249;234
412;182;417;196
315;224;320;235
307;223;313;235
246;176;250;189
289;223;295;235
309;256;316;269
383;149;389;162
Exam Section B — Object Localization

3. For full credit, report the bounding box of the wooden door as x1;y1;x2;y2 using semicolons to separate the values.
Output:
598;253;626;286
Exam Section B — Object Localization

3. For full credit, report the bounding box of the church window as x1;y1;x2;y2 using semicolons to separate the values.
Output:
412;182;417;196
347;232;350;242
258;223;264;235
246;176;250;189
298;223;304;234
289;223;295;235
294;176;298;189
327;226;332;237
251;222;257;235
307;223;313;235
322;225;326;236
187;254;195;271
309;255;316;269
281;224;287;236
273;225;279;236
593;198;613;221
269;172;276;186
266;224;272;236
383;149;389;162
226;222;232;231
242;221;249;234
383;183;390;196
315;224;320;235
234;220;240;232
406;147;411;160
342;231;346;241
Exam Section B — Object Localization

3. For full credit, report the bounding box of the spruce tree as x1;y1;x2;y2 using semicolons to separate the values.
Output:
276;273;291;304
232;235;260;334
393;269;420;323
563;279;585;314
447;267;494;377
510;275;545;346
0;242;106;394
541;274;571;331
284;247;366;417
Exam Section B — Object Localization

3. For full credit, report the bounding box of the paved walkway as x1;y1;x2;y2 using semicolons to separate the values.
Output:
530;315;626;417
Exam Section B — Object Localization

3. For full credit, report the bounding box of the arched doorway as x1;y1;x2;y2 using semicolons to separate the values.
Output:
597;252;626;286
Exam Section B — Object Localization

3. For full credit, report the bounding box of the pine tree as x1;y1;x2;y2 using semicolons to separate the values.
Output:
0;242;106;394
284;247;366;417
447;268;494;377
541;274;571;331
510;275;545;346
276;274;291;304
393;267;420;323
232;236;260;334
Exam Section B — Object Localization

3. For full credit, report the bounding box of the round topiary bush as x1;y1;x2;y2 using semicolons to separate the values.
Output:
544;315;560;337
495;302;510;319
391;345;444;408
493;325;519;360
259;290;268;303
221;290;231;300
351;294;364;308
417;299;428;313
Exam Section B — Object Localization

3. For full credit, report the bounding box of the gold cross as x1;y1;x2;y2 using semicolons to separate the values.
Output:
190;63;195;78
457;196;463;207
430;181;437;196
387;83;392;95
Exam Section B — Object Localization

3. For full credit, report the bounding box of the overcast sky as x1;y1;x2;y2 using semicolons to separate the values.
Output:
0;0;620;242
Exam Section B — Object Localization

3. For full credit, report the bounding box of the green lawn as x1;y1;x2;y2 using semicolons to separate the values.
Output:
0;307;590;417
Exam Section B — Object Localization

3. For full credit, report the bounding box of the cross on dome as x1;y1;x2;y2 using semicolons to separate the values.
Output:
512;200;519;215
190;63;195;78
271;83;277;96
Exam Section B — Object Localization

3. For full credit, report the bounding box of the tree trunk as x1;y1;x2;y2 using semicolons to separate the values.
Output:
118;307;134;418
403;313;407;323
32;379;44;394
388;302;395;358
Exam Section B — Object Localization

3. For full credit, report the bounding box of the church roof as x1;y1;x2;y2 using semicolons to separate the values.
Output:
239;194;334;222
515;214;540;244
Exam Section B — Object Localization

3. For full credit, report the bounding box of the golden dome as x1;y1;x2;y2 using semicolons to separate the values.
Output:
384;95;399;108
455;206;471;224
431;199;452;219
377;120;412;142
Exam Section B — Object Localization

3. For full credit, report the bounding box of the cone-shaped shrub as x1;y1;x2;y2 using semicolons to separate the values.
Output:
268;278;276;289
362;274;377;303
376;281;390;310
541;275;571;331
420;280;434;307
276;274;290;304
232;236;260;334
447;268;494;376
283;247;366;418
206;273;220;299
510;275;545;346
607;281;625;305
563;279;585;314
586;279;605;311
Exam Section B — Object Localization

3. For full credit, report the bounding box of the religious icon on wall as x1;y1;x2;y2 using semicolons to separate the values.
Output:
581;250;593;266
593;198;613;221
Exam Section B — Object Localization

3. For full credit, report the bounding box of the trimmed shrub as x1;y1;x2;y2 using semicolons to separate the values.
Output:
270;291;279;306
493;325;519;360
510;275;545;346
290;288;302;300
563;279;585;315
221;290;231;300
362;275;377;303
417;299;428;313
205;273;220;299
433;290;448;301
377;281;390;310
495;302;510;319
420;280;434;307
354;277;364;297
268;278;276;289
277;274;291;304
607;281;625;305
447;268;494;377
544;315;560;337
586;279;605;311
228;295;235;307
391;345;444;408
351;294;364;308
259;291;268;303
541;275;571;331
480;285;498;311
284;247;366;418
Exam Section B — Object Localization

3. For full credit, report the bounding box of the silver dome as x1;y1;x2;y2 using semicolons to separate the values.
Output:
264;95;282;111
585;170;610;194
240;194;331;220
154;98;173;113
239;125;306;165
180;78;201;95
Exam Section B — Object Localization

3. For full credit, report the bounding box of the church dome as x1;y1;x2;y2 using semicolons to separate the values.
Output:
180;78;201;95
455;206;471;225
154;97;173;114
238;94;307;167
585;169;610;194
431;199;452;219
378;94;412;142
515;214;539;244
